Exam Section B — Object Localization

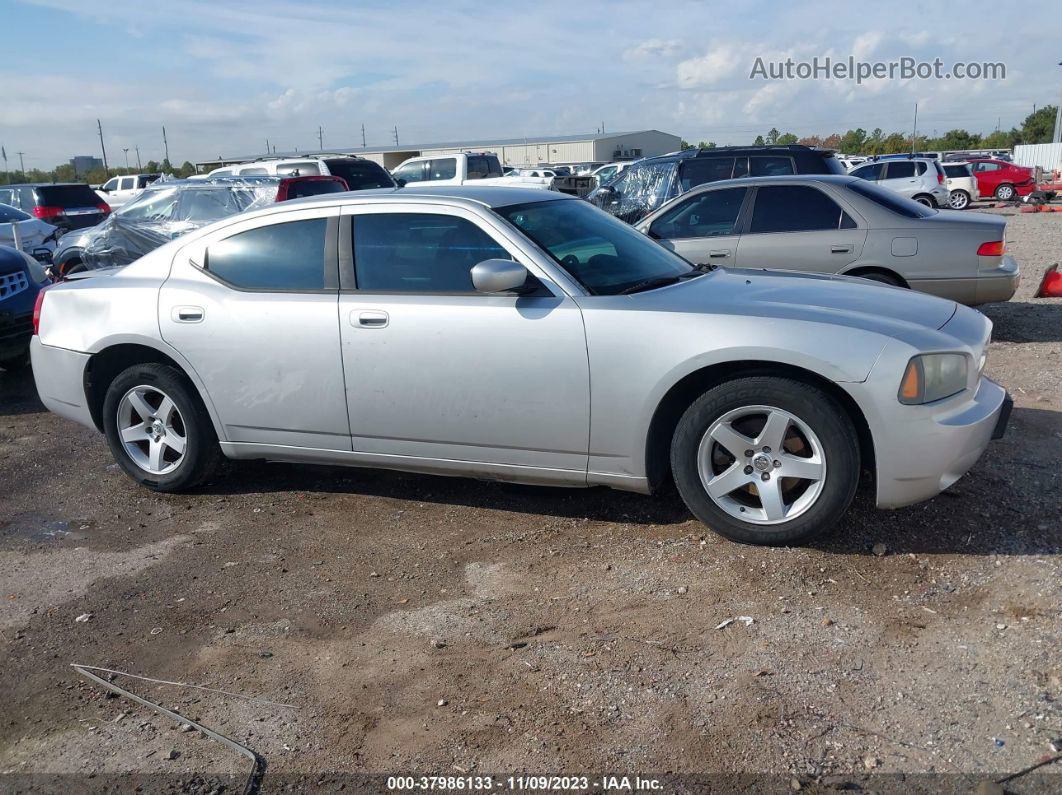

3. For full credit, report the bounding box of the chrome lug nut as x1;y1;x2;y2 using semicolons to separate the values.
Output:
744;465;753;475
761;473;770;481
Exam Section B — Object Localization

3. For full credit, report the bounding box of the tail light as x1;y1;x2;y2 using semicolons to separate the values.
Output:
96;202;111;214
977;241;1005;256
32;287;48;335
32;205;63;220
937;172;945;184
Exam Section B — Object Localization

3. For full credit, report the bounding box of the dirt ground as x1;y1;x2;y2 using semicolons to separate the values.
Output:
1;204;1059;794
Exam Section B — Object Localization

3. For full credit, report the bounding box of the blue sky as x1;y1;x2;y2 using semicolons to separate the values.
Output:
1;0;1059;170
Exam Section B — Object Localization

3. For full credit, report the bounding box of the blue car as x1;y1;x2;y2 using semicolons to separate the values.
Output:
0;244;51;371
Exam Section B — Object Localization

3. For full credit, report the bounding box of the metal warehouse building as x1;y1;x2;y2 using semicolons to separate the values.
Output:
195;130;682;173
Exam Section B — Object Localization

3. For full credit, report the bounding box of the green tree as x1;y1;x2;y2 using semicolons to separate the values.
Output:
145;160;160;173
838;128;867;154
697;140;716;149
930;129;982;151
1018;105;1056;143
753;135;765;146
776;132;798;145
680;140;694;151
765;127;780;145
177;161;197;178
881;132;908;153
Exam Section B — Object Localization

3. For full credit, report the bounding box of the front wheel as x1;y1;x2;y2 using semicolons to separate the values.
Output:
670;377;860;545
948;190;970;210
995;184;1015;201
102;363;220;492
913;194;936;208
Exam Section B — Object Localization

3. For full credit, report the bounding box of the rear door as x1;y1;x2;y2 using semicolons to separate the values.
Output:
879;161;919;199
160;206;350;450
644;186;749;266
734;184;867;273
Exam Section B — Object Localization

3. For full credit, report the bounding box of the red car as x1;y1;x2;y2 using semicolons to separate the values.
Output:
968;159;1036;200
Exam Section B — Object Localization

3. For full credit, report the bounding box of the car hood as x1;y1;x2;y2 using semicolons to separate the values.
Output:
634;267;957;333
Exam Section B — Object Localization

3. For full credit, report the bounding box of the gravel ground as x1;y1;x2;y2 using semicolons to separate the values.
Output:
0;204;1059;794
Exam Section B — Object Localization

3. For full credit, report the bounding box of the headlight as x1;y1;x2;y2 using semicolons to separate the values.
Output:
899;353;968;404
21;251;51;285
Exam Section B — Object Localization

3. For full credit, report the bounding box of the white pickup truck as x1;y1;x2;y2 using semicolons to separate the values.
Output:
391;152;556;191
96;174;161;208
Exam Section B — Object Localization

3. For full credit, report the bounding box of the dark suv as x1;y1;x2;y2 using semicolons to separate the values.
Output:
0;183;111;231
587;145;846;223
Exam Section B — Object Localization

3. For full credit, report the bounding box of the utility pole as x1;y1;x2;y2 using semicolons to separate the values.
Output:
162;126;170;164
135;145;142;170
17;151;26;176
97;119;109;173
393;125;399;146
317;125;324;150
361;124;366;147
910;103;918;153
266;138;270;155
123;148;130;168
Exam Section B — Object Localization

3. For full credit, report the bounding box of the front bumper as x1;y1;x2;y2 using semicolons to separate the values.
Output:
868;376;1009;509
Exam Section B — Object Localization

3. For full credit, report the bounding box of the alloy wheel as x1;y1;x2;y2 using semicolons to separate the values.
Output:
948;191;969;209
697;405;826;525
116;385;188;475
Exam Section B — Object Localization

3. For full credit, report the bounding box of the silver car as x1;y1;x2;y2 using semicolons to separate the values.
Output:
635;175;1019;306
30;187;1011;546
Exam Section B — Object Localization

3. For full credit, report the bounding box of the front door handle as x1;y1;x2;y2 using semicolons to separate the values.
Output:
352;310;389;328
830;245;853;254
171;306;204;323
708;249;731;258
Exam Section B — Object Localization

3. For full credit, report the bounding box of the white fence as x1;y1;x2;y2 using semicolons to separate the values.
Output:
1013;143;1062;172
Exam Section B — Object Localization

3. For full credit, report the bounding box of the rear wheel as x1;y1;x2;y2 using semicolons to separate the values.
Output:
913;194;936;207
670;377;860;545
948;190;971;210
102;363;219;492
995;184;1015;200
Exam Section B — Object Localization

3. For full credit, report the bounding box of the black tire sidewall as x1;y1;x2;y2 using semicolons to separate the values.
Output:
670;377;860;546
102;363;217;492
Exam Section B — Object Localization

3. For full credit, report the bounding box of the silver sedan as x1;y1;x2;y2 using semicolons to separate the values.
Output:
31;187;1010;545
635;175;1019;305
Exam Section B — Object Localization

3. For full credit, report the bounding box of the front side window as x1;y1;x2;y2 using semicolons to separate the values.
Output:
496;199;692;295
748;185;851;233
426;158;457;181
749;156;795;177
206;218;327;290
850;162;885;181
649;187;747;240
678;158;736;191
353;213;510;292
392;160;425;183
102;178;120;191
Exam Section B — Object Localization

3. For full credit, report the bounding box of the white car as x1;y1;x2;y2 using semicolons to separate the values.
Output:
590;162;631;187
97;174;161;209
207;156;397;190
0;202;58;261
941;162;980;210
391;152;554;190
849;157;951;208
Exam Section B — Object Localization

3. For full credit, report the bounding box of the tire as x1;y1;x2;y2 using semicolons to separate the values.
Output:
913;194;936;208
0;350;31;371
854;271;903;287
102;363;220;492
995;184;1015;201
59;258;85;278
948;190;970;210
670;376;860;546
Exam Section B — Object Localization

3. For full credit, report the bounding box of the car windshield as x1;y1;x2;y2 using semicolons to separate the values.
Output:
847;180;937;219
116;187;181;221
0;202;31;223
495;199;693;295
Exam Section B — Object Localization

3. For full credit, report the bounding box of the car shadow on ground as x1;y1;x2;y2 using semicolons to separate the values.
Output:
0;367;46;416
981;300;1062;343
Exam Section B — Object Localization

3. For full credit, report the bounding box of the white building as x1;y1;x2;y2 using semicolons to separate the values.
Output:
196;130;682;173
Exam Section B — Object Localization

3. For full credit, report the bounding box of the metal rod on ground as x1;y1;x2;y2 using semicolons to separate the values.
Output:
71;663;266;795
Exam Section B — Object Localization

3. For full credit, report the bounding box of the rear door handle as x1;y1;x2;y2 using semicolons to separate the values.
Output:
352;310;389;328
171;306;204;323
830;245;853;254
708;249;731;258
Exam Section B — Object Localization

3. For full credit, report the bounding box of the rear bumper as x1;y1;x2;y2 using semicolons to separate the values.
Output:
870;376;1009;509
975;255;1020;304
29;338;96;430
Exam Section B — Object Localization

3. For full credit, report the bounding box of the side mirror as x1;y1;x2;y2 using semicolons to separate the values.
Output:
470;259;528;294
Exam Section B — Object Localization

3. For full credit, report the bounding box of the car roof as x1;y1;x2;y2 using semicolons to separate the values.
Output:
676;174;859;196
639;144;837;166
1;183;92;188
277;185;574;211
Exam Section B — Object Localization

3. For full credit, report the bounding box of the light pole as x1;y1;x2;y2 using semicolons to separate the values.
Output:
1054;62;1062;144
123;148;130;168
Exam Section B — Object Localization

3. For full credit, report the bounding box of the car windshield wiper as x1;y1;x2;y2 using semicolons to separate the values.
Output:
617;275;684;295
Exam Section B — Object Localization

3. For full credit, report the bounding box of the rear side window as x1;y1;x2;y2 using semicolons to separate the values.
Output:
649;187;747;240
426;159;457;181
137;175;160;188
206;218;328;290
35;185;102;208
847;180;936;218
352;213;509;292
678;158;736;191
466;155;504;179
323;159;395;190
749;185;851;233
749;156;795;177
886;162;916;179
275;161;321;176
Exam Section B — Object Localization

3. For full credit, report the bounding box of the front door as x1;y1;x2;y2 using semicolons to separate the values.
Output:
644;185;749;266
160;206;350;450
337;205;590;474
735;184;867;273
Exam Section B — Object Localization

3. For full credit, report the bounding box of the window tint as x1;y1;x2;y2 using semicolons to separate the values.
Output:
0;189;15;206
353;213;510;292
975;162;1000;172
283;179;346;200
392;160;425;183
137;175;160;188
850;162;885;181
915;162;927;175
649;187;747;240
749;185;849;233
886;162;916;179
749;156;795;176
323;159;395;189
678;158;736;191
732;157;749;178
425;159;456;181
847;179;936;218
466;155;503;179
206;218;327;290
36;185;104;207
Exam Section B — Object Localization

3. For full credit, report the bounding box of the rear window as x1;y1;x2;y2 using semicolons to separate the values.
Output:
284;178;347;200
275;161;321;176
847;180;936;218
943;164;970;178
323;159;395;190
466;155;504;179
34;185;102;208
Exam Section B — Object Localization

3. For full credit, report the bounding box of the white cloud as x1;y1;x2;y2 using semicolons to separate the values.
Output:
623;38;683;61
